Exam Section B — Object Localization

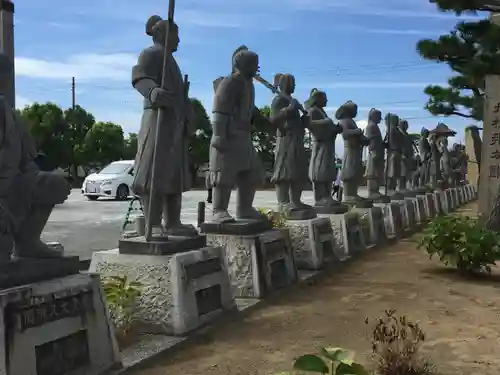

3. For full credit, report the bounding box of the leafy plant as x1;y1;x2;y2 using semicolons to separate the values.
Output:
366;310;434;375
417;214;500;274
258;207;288;228
103;275;142;340
276;347;370;374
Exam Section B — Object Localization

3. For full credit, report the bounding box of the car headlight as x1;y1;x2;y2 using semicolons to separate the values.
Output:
100;180;112;185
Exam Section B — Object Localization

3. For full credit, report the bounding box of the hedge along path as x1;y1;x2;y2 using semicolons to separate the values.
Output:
136;202;500;375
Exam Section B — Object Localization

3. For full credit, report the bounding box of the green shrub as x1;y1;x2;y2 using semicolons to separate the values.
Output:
103;275;142;342
276;347;369;374
417;214;500;274
258;207;288;228
366;310;434;375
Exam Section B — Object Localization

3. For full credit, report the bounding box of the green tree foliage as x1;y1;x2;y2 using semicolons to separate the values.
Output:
188;98;212;181
417;1;500;121
123;133;138;160
83;122;125;166
252;105;276;170
20;102;72;169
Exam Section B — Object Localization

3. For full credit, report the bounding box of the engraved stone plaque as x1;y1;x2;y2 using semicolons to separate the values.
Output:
184;258;222;280
269;258;289;289
35;329;90;375
196;284;222;316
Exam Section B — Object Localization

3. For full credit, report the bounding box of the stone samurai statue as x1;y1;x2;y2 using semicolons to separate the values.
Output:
270;73;313;217
131;19;197;236
305;89;344;209
337;100;370;205
0;52;71;262
208;46;272;223
364;108;388;202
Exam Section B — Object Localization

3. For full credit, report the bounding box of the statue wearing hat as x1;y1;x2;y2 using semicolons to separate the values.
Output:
430;123;456;189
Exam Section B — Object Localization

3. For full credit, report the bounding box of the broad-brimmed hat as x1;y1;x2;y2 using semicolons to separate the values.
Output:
430;122;456;136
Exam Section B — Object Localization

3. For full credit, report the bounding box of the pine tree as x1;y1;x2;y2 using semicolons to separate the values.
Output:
417;0;500;121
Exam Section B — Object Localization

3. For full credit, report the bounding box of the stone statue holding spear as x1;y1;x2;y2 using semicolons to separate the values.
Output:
131;5;197;239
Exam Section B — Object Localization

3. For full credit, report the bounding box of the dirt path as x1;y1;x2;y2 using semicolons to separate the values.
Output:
136;203;500;375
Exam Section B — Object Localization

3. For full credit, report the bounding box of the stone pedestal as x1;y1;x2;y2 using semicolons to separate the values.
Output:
457;186;465;205
423;193;436;219
407;197;421;226
203;227;297;298
285;217;338;270
90;247;236;335
352;207;385;247
392;200;414;232
0;273;120;375
433;191;445;215
417;195;427;223
119;235;207;255
442;189;453;212
374;202;403;239
318;212;366;258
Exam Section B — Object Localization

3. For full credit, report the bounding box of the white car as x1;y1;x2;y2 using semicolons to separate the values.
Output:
81;160;135;201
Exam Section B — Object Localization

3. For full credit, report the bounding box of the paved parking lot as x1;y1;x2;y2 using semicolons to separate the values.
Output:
42;188;368;260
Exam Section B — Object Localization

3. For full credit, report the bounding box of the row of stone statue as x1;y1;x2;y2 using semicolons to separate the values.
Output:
130;19;469;233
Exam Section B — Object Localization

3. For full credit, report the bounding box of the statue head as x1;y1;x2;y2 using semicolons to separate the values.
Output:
306;88;327;108
234;48;259;79
335;100;358;120
384;113;399;128
421;127;429;137
146;15;162;36
232;45;249;73
275;73;295;95
368;108;382;123
152;20;179;52
0;52;13;96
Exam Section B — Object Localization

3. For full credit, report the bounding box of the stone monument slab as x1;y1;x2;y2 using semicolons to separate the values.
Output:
90;246;236;335
205;229;297;298
119;235;207;255
317;212;366;259
285;217;338;270
0;273;120;375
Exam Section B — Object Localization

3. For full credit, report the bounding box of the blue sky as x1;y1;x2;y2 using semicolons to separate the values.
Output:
13;0;486;155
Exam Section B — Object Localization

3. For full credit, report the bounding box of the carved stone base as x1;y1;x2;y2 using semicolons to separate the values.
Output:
407;197;422;226
433;191;444;215
200;219;273;235
317;212;366;258
205;229;297;298
451;188;460;207
90;247;236;335
457;186;465;205
415;195;427;223
374;202;403;239
314;204;349;215
423;193;437;218
287;207;317;220
370;195;391;203
0;257;80;289
390;192;406;201
0;273;120;375
352;206;385;247
119;235;206;255
285;217;339;270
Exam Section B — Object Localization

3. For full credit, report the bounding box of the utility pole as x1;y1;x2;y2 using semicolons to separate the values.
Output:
71;76;75;110
0;0;15;108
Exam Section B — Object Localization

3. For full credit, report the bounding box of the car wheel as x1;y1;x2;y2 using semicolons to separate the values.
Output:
86;195;99;201
116;184;129;201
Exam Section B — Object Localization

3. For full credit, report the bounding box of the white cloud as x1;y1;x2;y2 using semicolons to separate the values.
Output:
15;53;137;81
15;94;31;109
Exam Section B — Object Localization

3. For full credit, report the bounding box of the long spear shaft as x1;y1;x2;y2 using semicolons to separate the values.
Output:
145;0;176;241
